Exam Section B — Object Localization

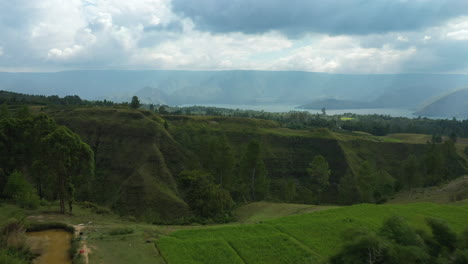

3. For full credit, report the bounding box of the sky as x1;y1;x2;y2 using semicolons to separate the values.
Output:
0;0;468;73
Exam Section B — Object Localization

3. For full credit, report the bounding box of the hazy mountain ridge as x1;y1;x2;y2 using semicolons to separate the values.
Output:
1;71;468;110
415;88;468;118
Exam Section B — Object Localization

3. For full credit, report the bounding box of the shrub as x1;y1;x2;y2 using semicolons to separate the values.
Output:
26;222;75;233
0;248;32;264
426;218;458;252
79;201;111;214
108;227;134;236
3;171;40;209
1;219;26;249
380;215;423;246
14;191;40;210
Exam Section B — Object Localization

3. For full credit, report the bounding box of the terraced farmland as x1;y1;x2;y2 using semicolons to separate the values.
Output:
156;203;468;263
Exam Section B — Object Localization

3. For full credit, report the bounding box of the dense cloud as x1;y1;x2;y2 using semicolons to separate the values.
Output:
0;0;467;73
172;0;468;36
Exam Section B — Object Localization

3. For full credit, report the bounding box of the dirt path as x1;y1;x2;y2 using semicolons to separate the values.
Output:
74;225;91;264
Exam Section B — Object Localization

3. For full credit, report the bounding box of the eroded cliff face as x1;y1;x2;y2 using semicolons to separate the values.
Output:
51;108;465;220
52;108;194;222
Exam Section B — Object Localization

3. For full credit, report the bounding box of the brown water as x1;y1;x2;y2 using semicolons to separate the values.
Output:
26;229;73;264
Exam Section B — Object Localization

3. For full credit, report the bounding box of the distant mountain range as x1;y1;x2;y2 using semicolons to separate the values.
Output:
1;70;468;112
414;88;468;119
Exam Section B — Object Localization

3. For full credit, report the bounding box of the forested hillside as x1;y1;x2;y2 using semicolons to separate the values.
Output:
1;96;467;223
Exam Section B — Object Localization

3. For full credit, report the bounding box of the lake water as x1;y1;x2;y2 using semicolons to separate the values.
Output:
178;104;418;118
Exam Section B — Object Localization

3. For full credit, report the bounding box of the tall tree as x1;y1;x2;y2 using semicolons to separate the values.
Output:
179;170;234;218
356;161;378;203
201;135;235;188
306;155;331;204
40;126;94;214
0;103;10;119
130;96;141;109
239;140;269;201
402;154;422;189
338;172;361;205
15;106;30;119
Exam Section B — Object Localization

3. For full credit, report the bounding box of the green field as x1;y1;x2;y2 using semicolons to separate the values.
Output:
157;203;468;263
2;201;468;264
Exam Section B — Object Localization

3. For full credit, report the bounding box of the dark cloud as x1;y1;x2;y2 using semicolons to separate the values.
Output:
172;0;468;36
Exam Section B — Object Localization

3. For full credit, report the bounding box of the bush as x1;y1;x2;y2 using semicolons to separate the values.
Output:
426;218;458;251
94;207;111;215
108;227;134;236
3;171;40;209
26;222;75;233
380;215;423;246
14;191;40;210
0;248;32;264
450;185;468;202
79;201;99;210
79;201;111;214
1;219;26;249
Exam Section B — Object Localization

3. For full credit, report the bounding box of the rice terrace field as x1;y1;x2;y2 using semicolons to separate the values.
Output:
156;203;468;264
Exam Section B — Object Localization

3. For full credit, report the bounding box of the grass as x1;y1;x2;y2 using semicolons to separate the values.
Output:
0;203;27;225
233;202;336;223
108;227;134;236
385;133;434;144
156;203;468;263
90;234;166;264
158;238;244;264
2;200;468;264
228;234;316;264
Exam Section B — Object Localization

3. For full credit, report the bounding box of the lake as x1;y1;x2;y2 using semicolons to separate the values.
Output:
178;104;419;118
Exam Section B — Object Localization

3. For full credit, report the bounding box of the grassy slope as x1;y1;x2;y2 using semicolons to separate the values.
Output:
157;203;468;264
388;175;468;204
387;133;468;160
234;202;337;224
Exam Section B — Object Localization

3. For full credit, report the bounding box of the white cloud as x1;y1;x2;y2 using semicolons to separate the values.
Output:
0;1;467;73
397;35;408;42
131;31;292;70
268;36;416;73
47;45;83;60
446;30;468;40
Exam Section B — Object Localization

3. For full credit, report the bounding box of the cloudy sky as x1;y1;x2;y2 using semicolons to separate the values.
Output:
1;0;468;73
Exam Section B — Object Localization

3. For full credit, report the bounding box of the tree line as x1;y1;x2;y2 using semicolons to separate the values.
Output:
159;104;468;138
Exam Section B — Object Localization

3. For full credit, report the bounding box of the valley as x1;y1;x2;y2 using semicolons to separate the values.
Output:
1;96;468;263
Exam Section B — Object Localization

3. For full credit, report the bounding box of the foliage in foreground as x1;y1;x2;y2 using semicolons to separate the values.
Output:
330;216;468;264
0;219;34;264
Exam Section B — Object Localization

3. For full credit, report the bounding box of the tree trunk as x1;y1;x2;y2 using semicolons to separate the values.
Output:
251;167;256;201
68;200;73;215
59;174;66;214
